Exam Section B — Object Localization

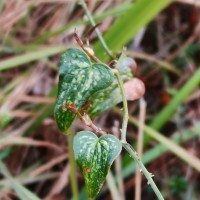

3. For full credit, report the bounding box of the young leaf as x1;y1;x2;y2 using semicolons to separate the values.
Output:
54;48;114;132
88;78;145;117
88;52;140;116
73;131;122;198
124;78;145;101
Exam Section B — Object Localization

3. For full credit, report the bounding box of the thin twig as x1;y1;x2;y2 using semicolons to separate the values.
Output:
113;106;200;172
135;98;146;200
79;0;114;59
112;120;125;200
30;154;67;176
106;171;121;200
74;31;102;63
167;21;200;62
126;51;181;76
45;164;70;200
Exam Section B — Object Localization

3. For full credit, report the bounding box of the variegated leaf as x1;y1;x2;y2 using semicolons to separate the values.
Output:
54;48;114;132
73;131;121;198
88;53;137;116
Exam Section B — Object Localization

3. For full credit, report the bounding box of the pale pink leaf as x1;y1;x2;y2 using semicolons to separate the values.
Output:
124;78;145;101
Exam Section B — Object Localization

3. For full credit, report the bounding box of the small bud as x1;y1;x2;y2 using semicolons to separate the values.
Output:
83;45;95;57
108;60;117;68
62;101;77;113
121;57;137;73
74;32;84;47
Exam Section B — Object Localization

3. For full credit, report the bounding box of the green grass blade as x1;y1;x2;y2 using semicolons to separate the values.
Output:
0;45;65;71
93;0;172;60
0;148;11;160
0;161;42;200
150;67;200;131
113;107;200;172
123;122;200;178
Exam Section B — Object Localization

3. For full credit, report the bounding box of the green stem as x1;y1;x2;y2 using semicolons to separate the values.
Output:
33;2;130;44
93;0;171;61
114;65;164;199
150;67;200;131
79;1;165;199
114;107;200;172
122;143;164;200
113;70;129;142
79;0;114;59
67;126;79;200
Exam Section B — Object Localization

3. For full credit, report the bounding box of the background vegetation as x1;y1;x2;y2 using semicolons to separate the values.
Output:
0;0;200;199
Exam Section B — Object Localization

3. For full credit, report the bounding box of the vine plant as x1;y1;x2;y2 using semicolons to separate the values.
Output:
54;2;164;200
54;35;164;200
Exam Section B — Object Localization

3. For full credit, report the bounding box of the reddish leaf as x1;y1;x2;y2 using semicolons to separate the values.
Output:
124;78;145;101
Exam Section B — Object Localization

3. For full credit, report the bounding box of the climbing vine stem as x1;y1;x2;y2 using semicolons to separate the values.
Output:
113;69;129;142
122;143;164;200
113;68;164;200
79;1;165;199
79;0;114;59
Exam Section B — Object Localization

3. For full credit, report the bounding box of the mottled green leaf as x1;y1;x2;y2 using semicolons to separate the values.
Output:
88;53;134;116
54;48;114;132
73;131;121;198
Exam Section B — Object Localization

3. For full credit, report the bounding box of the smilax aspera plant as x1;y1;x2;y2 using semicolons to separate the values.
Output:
54;1;165;199
54;34;164;200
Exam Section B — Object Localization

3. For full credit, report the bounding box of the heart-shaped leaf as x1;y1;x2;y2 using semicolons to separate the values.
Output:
73;131;122;198
54;48;114;132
